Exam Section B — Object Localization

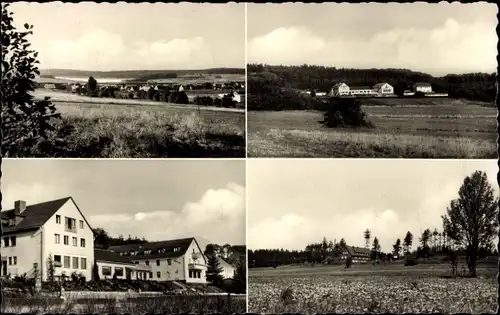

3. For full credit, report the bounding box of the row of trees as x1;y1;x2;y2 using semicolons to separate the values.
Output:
248;63;496;104
249;171;498;277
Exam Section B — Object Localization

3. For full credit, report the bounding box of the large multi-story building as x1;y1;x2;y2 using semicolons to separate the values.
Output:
413;82;433;93
1;197;208;285
1;198;94;281
341;245;371;263
108;238;208;285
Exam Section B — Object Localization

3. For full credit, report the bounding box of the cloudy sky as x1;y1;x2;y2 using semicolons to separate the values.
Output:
9;2;245;70
2;159;246;249
248;159;498;252
248;3;497;76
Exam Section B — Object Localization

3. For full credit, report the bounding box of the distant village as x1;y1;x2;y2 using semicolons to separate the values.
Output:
37;79;245;106
303;82;449;98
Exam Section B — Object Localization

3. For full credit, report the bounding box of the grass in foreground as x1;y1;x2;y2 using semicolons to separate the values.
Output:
248;105;496;158
10;102;245;158
248;265;497;314
1;294;246;314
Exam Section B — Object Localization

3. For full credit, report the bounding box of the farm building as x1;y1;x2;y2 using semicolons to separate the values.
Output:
217;91;242;103
329;83;350;97
341;245;371;263
413;82;433;93
373;82;394;95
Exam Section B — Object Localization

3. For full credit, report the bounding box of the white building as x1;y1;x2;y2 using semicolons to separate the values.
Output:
1;198;94;282
217;257;236;279
329;83;350;97
413;82;433;93
373;83;394;95
349;86;377;96
217;91;242;103
108;237;208;285
94;249;151;280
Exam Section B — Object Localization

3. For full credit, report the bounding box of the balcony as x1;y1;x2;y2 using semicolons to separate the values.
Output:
65;226;77;233
188;262;206;270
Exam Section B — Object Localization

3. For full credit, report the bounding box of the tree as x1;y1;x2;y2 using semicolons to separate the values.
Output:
442;171;498;277
392;239;402;258
87;76;98;97
432;229;439;251
47;254;55;282
175;91;189;104
364;229;371;249
206;253;223;285
92;261;100;281
403;231;413;254
322;98;373;128
1;4;69;156
419;229;432;258
372;237;381;260
232;258;246;293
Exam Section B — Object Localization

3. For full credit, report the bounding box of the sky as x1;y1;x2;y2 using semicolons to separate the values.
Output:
9;2;245;71
247;3;498;76
248;159;499;252
1;159;246;250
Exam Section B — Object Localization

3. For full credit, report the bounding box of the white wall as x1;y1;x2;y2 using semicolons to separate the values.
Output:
42;199;94;281
96;261;141;280
219;260;235;279
183;240;207;284
1;230;42;278
133;256;185;282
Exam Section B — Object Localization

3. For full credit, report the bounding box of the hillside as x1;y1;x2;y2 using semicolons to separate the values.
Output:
247;64;497;106
40;68;246;79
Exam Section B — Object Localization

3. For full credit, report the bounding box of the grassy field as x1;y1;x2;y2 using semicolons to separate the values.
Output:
2;294;246;314
248;99;497;158
248;263;498;314
11;100;245;158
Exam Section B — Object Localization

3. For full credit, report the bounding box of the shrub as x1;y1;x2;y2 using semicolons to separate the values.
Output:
322;97;373;128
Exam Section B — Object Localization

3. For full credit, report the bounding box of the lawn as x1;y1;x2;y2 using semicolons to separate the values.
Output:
10;101;245;158
247;100;497;158
248;263;498;314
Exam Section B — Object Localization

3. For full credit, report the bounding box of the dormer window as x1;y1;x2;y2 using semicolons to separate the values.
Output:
173;247;180;252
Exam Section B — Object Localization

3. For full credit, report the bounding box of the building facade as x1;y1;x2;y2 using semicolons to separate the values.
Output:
329;83;350;97
413;82;433;93
94;249;151;280
341;245;371;263
373;83;394;95
108;237;208;285
1;198;94;281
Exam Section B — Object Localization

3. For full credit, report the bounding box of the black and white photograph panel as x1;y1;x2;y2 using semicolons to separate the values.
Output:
247;2;497;158
2;2;245;158
0;159;247;314
247;159;498;314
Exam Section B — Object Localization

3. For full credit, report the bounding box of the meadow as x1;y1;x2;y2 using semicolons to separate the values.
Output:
1;293;246;314
247;99;497;158
12;99;245;158
248;263;498;314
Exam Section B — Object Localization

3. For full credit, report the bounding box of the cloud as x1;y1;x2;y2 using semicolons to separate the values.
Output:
247;19;497;75
88;182;245;246
40;29;215;70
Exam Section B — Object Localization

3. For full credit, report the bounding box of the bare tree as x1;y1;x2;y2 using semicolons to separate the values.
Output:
442;171;498;277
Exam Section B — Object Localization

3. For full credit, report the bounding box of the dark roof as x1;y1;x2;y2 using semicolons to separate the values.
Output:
413;82;431;86
94;249;136;265
108;237;195;260
373;83;390;88
350;86;373;90
345;245;371;257
1;197;71;234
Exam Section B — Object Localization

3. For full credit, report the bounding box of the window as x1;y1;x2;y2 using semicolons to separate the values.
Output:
149;272;153;279
80;238;86;248
189;270;193;278
79;220;84;229
10;236;16;246
145;260;149;266
55;234;60;244
64;256;70;268
72;257;79;269
54;255;62;267
102;266;112;276
156;260;160;266
56;215;61;224
65;217;77;232
114;267;124;277
64;235;69;245
8;257;12;265
167;259;172;266
81;258;87;270
3;237;10;247
156;271;161;278
72;237;77;247
13;257;17;265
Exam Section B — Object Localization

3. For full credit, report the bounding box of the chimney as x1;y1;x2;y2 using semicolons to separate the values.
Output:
14;200;26;215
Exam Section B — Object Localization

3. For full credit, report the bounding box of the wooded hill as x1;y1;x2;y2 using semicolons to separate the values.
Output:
248;63;497;104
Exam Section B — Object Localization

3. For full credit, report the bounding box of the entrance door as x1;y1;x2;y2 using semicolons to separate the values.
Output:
2;260;7;276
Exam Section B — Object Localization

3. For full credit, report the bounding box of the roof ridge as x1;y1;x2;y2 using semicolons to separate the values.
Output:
1;196;72;212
